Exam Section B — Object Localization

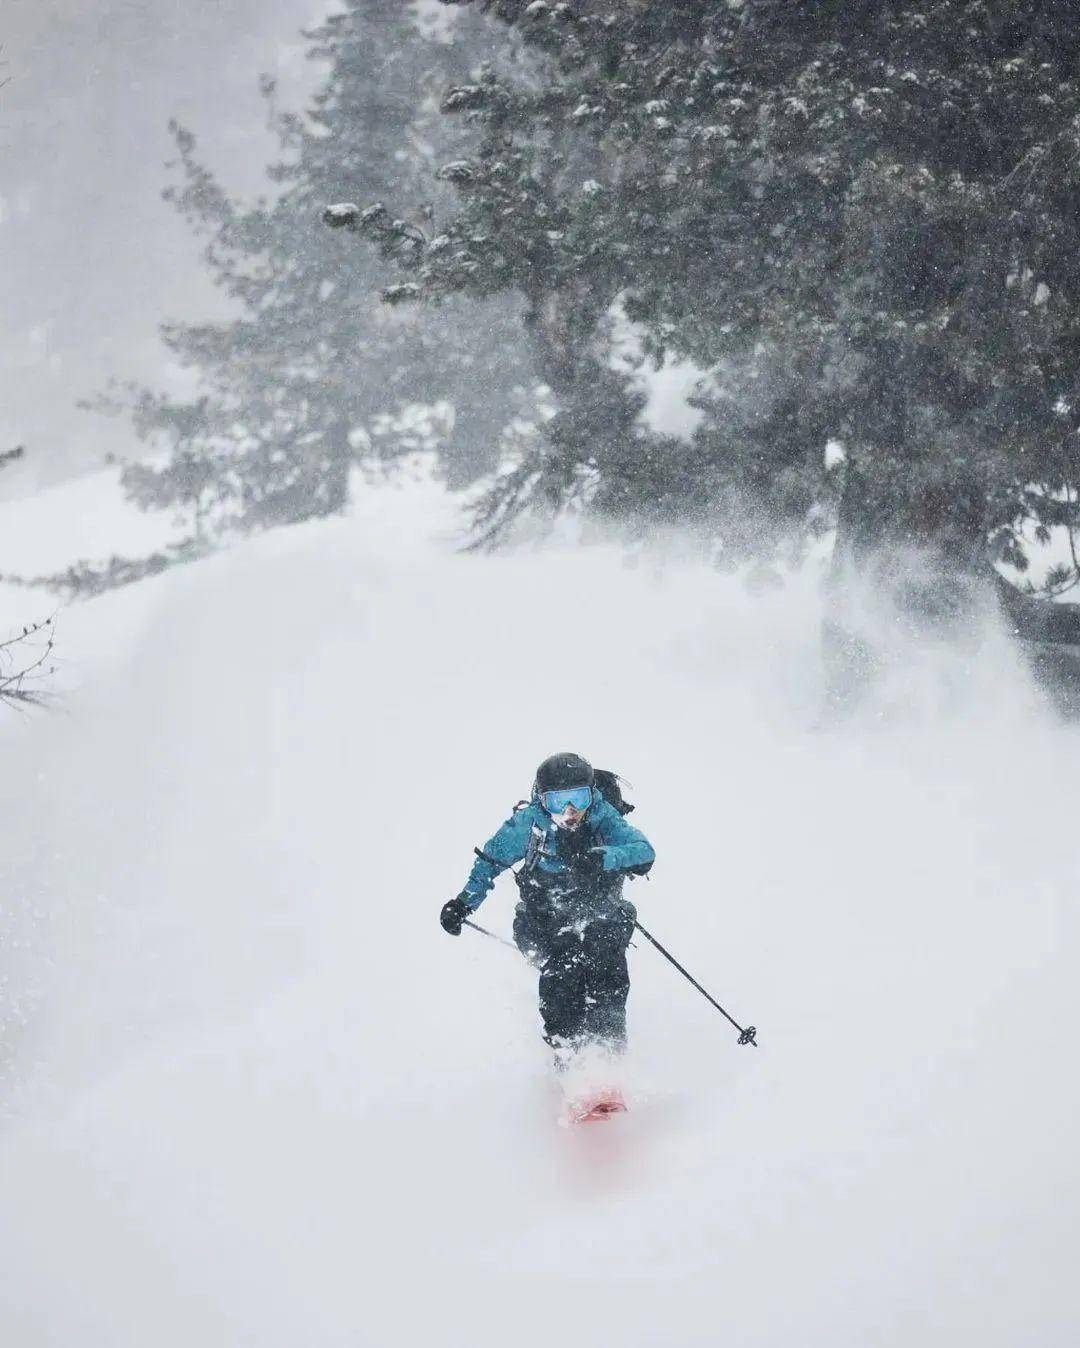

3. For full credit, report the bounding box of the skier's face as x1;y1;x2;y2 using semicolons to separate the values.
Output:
553;801;587;830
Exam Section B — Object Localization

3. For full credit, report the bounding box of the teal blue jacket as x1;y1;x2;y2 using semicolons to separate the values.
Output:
461;793;655;912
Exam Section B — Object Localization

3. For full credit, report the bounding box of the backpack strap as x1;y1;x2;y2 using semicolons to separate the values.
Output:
473;846;503;870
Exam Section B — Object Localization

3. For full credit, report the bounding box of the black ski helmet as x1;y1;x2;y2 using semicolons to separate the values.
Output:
535;752;594;794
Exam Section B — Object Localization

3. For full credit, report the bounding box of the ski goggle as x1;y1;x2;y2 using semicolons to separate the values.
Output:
540;785;593;815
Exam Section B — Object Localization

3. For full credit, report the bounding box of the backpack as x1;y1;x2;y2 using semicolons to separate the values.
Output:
593;768;634;816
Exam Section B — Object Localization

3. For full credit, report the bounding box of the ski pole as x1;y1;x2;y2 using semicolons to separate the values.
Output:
633;920;758;1047
463;917;517;951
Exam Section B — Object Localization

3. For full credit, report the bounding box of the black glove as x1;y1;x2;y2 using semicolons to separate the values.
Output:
579;852;607;881
566;839;608;882
440;895;469;936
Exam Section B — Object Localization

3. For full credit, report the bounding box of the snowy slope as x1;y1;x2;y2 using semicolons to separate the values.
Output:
0;467;184;579
0;481;1078;1347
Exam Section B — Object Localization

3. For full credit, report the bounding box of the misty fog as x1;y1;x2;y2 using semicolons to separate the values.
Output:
0;0;324;493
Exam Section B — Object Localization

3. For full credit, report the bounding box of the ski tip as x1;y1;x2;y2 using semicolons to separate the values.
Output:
563;1088;628;1125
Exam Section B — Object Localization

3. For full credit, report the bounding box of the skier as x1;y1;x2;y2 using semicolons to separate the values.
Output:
440;752;655;1069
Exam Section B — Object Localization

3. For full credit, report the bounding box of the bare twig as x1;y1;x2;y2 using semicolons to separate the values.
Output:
0;615;58;707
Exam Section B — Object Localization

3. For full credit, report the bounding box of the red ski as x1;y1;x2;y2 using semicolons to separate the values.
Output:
564;1088;628;1125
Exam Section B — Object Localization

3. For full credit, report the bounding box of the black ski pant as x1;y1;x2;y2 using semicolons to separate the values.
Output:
513;883;636;1053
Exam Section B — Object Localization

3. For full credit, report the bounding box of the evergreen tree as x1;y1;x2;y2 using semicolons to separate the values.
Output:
336;0;1080;595
117;0;532;537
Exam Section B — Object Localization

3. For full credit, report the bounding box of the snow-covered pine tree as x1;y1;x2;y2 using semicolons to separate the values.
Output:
340;0;1080;595
114;0;531;538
